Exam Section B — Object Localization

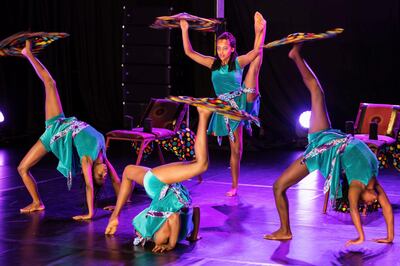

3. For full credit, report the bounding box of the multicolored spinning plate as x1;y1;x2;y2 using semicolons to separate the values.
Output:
150;12;221;32
263;28;344;49
168;95;260;123
0;32;69;57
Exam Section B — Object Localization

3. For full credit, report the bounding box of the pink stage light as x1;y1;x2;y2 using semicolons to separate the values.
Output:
0;111;4;123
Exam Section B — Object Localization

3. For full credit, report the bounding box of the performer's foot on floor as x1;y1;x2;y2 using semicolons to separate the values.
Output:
264;229;292;241
187;206;201;242
105;217;119;235
226;188;238;197
20;202;45;213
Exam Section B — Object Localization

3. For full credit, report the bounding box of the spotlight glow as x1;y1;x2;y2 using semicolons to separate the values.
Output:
299;111;311;129
0;111;4;123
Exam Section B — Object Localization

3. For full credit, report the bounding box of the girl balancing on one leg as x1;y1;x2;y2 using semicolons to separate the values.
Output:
180;12;266;197
17;40;121;220
105;107;211;253
264;44;394;246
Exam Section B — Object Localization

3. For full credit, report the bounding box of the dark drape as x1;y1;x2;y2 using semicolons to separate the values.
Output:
1;1;399;147
0;0;122;141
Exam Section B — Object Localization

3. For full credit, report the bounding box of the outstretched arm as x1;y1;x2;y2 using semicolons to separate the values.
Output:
73;156;95;220
237;47;261;69
105;158;121;196
346;182;365;246
374;181;394;243
180;20;215;69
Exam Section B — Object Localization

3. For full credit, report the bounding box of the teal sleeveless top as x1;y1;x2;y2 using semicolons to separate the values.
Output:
207;58;246;137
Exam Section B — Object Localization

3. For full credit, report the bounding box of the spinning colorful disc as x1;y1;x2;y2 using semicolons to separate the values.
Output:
168;95;260;123
151;12;221;32
0;32;69;57
263;28;344;49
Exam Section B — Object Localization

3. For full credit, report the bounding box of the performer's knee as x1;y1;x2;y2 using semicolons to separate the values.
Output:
17;163;29;177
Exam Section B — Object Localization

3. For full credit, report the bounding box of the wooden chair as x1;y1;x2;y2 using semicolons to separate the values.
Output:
352;103;400;170
106;98;188;165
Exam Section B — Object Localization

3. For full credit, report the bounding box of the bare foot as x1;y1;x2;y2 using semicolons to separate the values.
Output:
105;217;119;235
103;205;115;211
226;188;238;197
254;11;266;34
72;213;93;220
264;229;292;241
20;202;45;213
288;44;302;60
21;40;33;57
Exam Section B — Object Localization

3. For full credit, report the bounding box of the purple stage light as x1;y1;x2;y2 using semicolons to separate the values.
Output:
299;111;311;129
0;111;4;123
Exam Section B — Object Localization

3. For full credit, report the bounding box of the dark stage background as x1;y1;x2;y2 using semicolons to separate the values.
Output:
0;0;399;148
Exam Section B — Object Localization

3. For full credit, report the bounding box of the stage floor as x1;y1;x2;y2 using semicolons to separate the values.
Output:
0;144;399;265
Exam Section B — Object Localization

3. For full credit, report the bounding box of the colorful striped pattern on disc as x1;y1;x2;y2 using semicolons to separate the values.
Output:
151;12;221;32
0;32;69;57
168;95;260;123
264;28;344;49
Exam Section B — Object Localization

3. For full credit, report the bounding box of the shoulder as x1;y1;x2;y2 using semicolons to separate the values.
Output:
235;57;243;70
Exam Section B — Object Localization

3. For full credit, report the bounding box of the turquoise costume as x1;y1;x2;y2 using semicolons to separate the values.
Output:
303;129;378;200
39;113;106;189
133;171;193;246
208;58;260;143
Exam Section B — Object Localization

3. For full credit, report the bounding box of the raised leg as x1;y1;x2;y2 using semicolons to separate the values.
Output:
22;40;63;120
151;108;211;184
264;157;309;240
226;125;243;196
244;11;267;102
288;44;331;133
105;165;149;235
18;140;48;213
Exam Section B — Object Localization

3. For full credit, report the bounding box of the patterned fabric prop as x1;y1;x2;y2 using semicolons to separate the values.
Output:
263;28;344;49
168;95;260;124
150;12;221;32
132;141;154;160
0;32;69;57
132;123;196;162
158;123;196;161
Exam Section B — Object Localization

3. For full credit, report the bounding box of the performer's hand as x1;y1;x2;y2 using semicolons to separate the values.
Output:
345;237;364;246
21;40;33;57
105;217;119;235
72;213;93;220
152;244;174;253
372;237;393;244
180;20;189;31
